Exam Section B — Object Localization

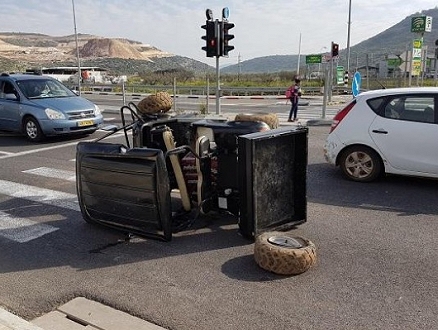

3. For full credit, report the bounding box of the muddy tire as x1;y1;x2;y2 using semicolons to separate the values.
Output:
137;92;173;115
254;232;316;275
234;113;279;129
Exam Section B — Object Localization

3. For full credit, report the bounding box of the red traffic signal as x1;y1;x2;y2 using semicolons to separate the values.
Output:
202;20;219;57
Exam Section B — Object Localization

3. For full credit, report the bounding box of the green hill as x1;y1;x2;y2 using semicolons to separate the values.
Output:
222;7;438;74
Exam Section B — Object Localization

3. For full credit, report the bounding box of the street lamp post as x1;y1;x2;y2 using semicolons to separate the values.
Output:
346;0;352;74
72;0;81;95
297;32;302;75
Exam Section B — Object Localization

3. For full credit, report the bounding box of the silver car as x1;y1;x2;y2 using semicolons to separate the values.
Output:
0;73;103;142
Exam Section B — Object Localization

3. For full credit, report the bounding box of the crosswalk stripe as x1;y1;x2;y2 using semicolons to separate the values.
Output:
0;180;79;211
22;167;76;182
0;211;58;243
0;179;79;243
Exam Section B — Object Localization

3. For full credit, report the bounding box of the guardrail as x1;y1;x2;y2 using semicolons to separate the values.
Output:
66;83;351;97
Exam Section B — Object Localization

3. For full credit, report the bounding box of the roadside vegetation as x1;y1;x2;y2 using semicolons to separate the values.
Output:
128;68;438;93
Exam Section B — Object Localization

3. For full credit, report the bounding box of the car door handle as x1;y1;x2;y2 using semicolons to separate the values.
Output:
372;129;388;134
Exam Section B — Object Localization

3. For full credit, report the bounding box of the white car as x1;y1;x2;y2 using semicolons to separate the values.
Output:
324;87;438;182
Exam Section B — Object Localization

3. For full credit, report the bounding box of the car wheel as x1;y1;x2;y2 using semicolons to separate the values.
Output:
23;117;45;142
339;146;382;182
254;232;316;275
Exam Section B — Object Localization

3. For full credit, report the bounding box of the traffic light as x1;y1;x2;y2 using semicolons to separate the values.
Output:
202;20;219;57
220;21;235;56
331;42;339;57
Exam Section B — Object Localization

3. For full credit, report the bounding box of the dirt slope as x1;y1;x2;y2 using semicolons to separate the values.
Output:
0;33;172;64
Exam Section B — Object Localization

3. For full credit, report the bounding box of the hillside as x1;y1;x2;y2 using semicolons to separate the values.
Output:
223;7;438;73
0;32;212;75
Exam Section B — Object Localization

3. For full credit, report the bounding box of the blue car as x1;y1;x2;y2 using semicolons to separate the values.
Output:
0;73;103;142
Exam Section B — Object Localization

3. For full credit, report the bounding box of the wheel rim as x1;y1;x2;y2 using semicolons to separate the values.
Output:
344;151;373;179
26;120;38;139
267;236;304;248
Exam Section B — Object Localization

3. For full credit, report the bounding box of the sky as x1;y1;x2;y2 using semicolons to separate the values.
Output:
2;0;438;66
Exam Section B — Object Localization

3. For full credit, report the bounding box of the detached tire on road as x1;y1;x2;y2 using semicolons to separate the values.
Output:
254;232;316;275
137;91;173;115
235;113;279;129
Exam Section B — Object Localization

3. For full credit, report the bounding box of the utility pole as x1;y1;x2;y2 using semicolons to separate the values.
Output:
297;33;302;75
346;0;352;74
71;0;81;96
238;52;242;80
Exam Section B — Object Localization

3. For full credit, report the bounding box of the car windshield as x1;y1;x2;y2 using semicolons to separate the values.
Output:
17;79;76;99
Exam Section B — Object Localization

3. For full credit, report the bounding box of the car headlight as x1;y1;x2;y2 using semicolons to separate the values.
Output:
45;108;65;120
94;104;101;115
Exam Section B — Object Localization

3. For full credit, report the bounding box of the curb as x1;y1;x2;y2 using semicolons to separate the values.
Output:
0;307;44;330
1;297;168;330
32;297;165;330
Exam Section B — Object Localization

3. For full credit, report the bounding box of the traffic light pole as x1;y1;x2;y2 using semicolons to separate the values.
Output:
201;8;235;115
329;58;333;103
216;55;221;114
322;63;328;119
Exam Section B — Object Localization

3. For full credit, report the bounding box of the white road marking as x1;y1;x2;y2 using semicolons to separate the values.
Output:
0;180;80;243
0;132;125;160
22;167;76;182
0;140;84;160
0;211;58;243
0;151;15;155
0;180;79;211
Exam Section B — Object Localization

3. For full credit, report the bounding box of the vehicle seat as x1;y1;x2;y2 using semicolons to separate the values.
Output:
162;129;192;212
385;100;404;119
3;84;16;96
195;136;212;214
424;106;434;123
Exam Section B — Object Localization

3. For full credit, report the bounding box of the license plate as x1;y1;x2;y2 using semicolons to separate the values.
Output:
78;120;94;127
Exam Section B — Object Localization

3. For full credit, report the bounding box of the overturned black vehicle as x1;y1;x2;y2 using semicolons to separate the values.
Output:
75;98;308;242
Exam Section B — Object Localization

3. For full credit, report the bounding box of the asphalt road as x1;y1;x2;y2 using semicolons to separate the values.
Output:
0;113;438;330
83;92;341;120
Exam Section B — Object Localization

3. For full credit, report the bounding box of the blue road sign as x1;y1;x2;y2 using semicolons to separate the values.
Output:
222;7;230;19
352;71;361;97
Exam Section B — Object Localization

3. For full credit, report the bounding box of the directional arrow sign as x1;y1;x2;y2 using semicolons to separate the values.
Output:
352;71;361;97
